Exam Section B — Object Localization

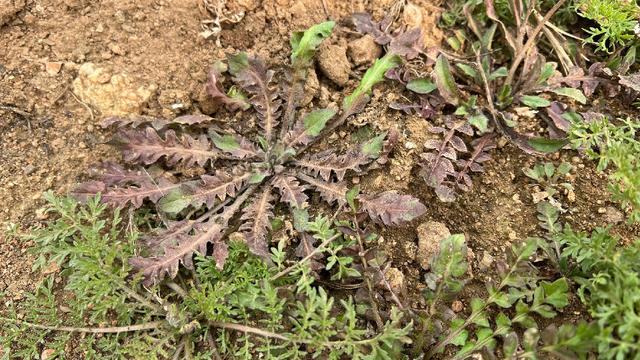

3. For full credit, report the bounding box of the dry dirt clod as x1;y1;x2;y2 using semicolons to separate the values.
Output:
383;267;405;294
72;63;156;116
416;221;451;270
347;35;382;67
401;3;444;48
452;300;464;313
479;251;494;271
45;62;63;76
317;43;350;86
40;348;55;360
0;0;25;27
604;206;624;224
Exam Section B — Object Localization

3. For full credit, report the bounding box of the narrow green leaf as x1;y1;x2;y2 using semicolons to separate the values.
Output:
527;138;568;153
346;186;360;212
434;54;461;105
537;62;557;84
520;95;551;108
303;108;335;136
290;21;335;67
343;53;401;112
551;87;587;104
489;66;508;80
406;78;437;94
456;63;478;79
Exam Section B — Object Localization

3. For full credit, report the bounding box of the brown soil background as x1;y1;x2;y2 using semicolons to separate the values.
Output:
1;0;638;354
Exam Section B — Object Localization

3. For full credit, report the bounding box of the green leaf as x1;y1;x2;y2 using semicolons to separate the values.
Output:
456;63;478;79
346;186;360;212
469;114;489;132
159;189;190;214
434;54;461;105
541;278;569;308
537;62;557;84
343;53;401;112
495;312;512;334
489;67;508;80
551;87;587;105
227;86;251;110
248;172;268;184
360;133;386;158
290;21;335;68
211;133;240;153
292;208;310;232
473;312;490;327
451;329;469;346
520;95;551;108
544;163;555;178
527;138;568;153
303;108;335;136
406;78;437;94
227;52;249;76
471;297;485;312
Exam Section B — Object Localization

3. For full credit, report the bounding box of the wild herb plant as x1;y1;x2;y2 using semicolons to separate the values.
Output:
568;115;640;222
75;21;425;285
359;0;600;201
1;193;413;359
524;162;573;208
557;226;640;359
411;235;592;358
577;0;640;53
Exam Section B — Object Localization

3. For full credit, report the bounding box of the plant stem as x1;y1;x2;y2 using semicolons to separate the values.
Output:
505;0;568;86
1;317;164;334
352;213;385;330
270;233;342;281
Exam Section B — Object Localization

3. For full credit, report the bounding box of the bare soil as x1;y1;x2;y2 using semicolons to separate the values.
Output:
1;0;638;353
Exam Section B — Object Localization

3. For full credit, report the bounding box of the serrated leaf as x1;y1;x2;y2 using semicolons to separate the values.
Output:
551;87;587;105
520;95;551;108
273;176;308;209
297;173;348;206
406;78;437;94
118;128;219;167
230;54;281;142
343;53;401;114
434;54;461;105
527;138;568;153
290;21;335;68
239;188;274;258
360;191;426;225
